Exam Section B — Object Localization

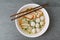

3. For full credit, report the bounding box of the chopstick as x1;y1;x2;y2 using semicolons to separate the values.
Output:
10;4;48;17
11;7;40;21
10;6;40;17
10;3;48;21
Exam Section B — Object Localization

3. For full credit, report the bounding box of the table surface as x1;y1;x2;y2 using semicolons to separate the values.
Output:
0;0;60;40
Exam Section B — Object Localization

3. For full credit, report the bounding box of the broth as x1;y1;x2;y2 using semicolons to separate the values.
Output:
17;8;45;34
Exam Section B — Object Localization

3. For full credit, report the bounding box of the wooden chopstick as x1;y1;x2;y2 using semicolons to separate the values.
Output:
10;3;48;21
10;3;48;17
10;6;40;17
11;7;41;21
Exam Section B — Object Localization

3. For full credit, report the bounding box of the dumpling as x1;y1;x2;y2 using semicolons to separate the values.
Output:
30;21;35;27
32;28;36;34
35;23;39;28
40;16;44;21
36;28;40;33
40;21;44;26
35;18;40;23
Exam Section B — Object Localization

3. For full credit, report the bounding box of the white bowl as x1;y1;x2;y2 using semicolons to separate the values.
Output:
15;3;50;38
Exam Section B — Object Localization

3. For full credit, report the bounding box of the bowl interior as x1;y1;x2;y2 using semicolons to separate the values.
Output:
15;3;50;38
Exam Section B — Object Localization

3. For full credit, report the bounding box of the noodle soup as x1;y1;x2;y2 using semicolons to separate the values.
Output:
17;8;45;34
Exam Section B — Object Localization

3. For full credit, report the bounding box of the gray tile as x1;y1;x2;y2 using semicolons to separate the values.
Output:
0;0;60;40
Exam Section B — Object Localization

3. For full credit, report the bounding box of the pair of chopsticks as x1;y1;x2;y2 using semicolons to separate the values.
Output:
10;3;48;21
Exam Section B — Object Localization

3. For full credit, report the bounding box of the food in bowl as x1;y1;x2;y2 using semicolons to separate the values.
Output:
15;3;49;38
17;8;45;34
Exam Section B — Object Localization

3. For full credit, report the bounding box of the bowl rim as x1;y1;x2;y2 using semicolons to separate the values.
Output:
15;3;50;38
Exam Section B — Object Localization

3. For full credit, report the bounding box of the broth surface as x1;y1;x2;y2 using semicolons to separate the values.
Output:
17;8;45;34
